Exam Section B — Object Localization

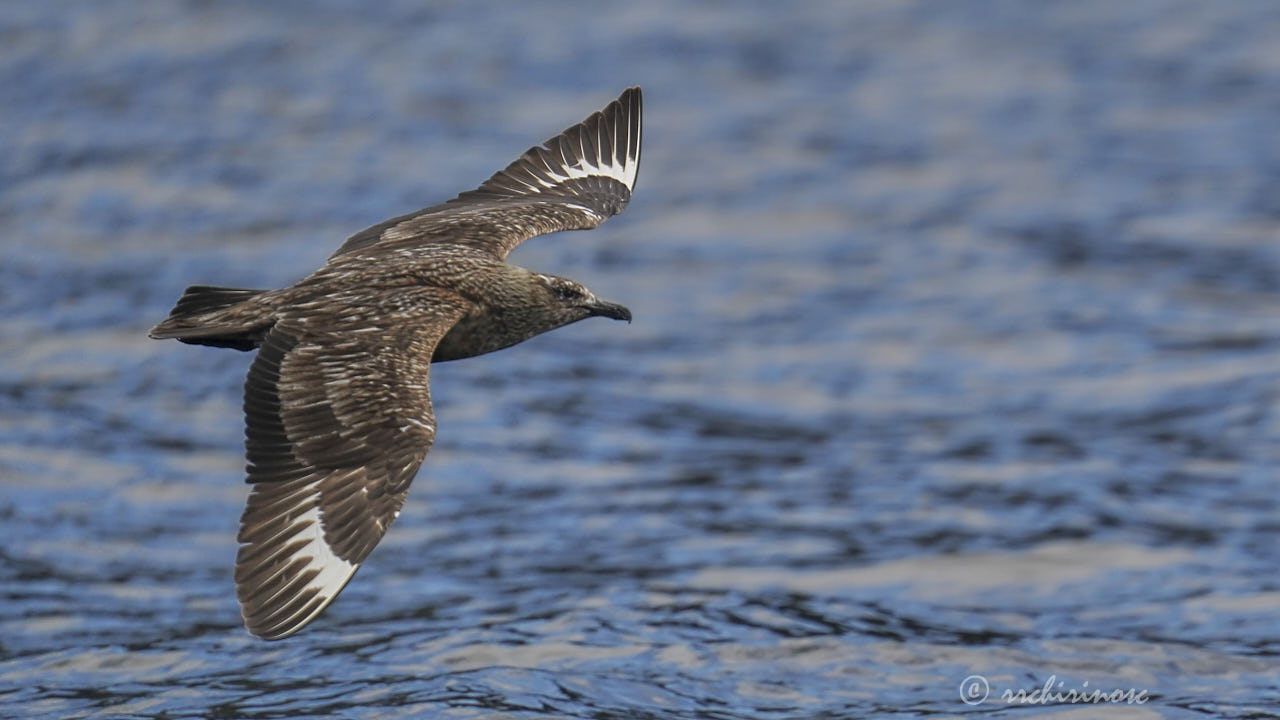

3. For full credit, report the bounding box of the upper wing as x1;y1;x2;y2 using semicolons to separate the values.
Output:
234;286;469;640
332;86;642;260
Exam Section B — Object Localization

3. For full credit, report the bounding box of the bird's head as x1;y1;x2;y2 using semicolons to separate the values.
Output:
534;273;631;325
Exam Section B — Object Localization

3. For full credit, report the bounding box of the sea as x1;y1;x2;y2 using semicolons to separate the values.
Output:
2;1;1278;717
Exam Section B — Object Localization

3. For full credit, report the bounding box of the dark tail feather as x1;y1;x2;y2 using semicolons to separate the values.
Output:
150;285;271;352
169;285;263;317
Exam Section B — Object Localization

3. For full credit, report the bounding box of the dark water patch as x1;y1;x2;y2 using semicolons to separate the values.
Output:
1005;219;1280;295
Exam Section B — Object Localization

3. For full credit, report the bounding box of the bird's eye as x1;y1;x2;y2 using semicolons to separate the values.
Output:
555;285;582;301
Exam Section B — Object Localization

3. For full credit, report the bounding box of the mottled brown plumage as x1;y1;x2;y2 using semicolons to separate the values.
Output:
150;87;642;639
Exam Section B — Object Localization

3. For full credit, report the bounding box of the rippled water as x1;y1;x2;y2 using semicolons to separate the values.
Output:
3;1;1280;717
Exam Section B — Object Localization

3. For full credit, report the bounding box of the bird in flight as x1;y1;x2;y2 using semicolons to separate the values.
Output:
150;87;642;639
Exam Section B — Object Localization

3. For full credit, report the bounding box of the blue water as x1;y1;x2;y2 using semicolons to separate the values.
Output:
3;1;1279;717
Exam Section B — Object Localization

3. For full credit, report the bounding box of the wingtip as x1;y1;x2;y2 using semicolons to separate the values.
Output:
618;86;642;113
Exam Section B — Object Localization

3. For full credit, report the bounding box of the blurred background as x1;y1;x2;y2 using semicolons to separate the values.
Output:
3;1;1279;717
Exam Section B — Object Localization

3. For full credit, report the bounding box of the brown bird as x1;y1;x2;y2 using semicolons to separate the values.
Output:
150;87;642;640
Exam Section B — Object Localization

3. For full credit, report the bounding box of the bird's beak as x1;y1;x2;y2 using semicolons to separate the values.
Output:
589;300;632;323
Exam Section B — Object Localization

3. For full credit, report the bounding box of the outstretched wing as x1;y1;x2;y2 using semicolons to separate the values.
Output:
332;86;642;260
234;286;470;640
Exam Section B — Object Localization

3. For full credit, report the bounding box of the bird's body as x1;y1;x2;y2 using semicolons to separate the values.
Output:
150;88;642;639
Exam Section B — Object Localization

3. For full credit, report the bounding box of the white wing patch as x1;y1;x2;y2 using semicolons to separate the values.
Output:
543;128;639;192
516;89;641;197
241;498;359;638
294;504;360;613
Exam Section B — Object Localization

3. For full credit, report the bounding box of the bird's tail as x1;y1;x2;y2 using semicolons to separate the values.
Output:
149;285;273;351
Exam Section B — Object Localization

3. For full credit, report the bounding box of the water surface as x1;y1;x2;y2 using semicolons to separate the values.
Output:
2;1;1279;717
